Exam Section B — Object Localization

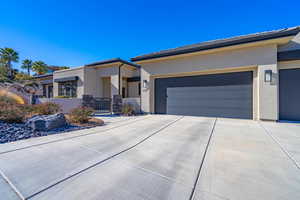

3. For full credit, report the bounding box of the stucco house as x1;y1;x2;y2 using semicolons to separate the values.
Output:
35;58;141;113
36;26;300;121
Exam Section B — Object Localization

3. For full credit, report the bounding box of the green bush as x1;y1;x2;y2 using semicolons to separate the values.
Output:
122;103;135;116
69;106;94;123
54;96;70;98
34;102;61;115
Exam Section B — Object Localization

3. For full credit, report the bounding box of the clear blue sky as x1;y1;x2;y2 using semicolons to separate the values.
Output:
0;0;299;71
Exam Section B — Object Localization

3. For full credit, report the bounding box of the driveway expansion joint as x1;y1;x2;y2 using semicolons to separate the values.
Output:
0;168;25;200
189;118;217;200
259;122;300;170
25;116;184;200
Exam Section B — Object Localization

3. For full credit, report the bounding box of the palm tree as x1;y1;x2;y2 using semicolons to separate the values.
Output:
0;48;19;79
21;59;33;75
32;61;48;75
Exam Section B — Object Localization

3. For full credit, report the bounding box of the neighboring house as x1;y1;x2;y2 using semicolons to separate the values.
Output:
34;73;54;98
132;26;300;121
35;26;300;121
46;65;69;73
34;66;69;98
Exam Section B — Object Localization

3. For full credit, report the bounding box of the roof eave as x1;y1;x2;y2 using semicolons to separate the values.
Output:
131;27;300;62
85;58;140;69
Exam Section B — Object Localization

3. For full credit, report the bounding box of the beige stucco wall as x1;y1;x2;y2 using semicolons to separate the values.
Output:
84;67;102;97
128;81;140;98
53;67;85;98
139;44;279;120
102;77;111;98
53;64;140;99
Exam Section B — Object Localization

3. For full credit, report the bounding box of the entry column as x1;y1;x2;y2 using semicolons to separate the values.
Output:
258;63;279;121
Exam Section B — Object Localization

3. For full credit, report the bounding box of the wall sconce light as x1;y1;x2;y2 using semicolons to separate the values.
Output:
143;80;148;88
264;70;272;83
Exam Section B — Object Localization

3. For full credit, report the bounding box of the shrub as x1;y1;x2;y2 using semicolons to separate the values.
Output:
14;73;33;81
0;96;17;105
69;106;94;123
122;103;135;116
54;96;70;98
0;99;25;123
34;102;61;115
19;104;35;116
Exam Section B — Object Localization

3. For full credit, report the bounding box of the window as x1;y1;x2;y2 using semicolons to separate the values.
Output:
122;87;126;98
43;85;47;97
58;81;77;97
138;83;141;96
48;85;53;98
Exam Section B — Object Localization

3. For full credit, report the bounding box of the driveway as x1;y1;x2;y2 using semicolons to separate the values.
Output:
0;115;300;200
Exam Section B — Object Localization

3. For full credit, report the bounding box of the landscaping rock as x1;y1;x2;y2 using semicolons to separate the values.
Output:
0;120;85;144
0;113;102;144
26;113;67;131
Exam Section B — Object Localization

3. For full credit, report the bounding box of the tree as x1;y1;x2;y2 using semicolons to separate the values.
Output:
0;47;19;79
21;59;33;75
14;72;33;81
32;61;48;75
60;66;69;70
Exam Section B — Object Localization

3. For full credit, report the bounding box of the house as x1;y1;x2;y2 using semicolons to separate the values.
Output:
35;26;300;121
33;66;69;98
132;26;300;121
35;58;141;113
34;73;54;98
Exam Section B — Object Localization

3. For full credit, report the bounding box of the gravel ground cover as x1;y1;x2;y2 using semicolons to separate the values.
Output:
0;121;88;144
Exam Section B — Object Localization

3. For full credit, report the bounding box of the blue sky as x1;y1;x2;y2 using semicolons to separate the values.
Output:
0;0;299;71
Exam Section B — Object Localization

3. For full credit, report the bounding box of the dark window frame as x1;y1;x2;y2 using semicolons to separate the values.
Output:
48;85;53;98
42;85;47;97
58;80;77;97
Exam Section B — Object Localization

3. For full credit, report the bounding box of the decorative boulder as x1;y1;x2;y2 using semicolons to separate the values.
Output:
26;113;67;131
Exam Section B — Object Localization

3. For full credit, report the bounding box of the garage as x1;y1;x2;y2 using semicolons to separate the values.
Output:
155;71;253;119
279;68;300;121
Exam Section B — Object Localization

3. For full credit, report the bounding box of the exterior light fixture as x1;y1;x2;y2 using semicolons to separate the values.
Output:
264;70;272;83
143;80;148;88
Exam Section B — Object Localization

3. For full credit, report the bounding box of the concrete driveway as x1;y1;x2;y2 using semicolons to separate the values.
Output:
0;115;300;200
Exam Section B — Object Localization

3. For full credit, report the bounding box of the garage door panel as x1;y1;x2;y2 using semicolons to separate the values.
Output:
167;104;252;118
155;72;253;119
167;86;252;99
167;100;252;108
279;69;300;121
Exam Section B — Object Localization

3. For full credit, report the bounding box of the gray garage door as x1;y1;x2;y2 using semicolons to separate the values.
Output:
279;68;300;121
155;72;253;119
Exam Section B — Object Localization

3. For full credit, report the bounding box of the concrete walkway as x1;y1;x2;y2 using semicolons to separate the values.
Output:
0;115;299;200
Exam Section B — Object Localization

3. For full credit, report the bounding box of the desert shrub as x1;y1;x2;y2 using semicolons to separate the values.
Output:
122;103;135;116
14;73;33;81
54;96;70;98
0;106;25;123
34;102;61;115
19;104;35;116
0;96;17;105
69;106;94;123
0;99;25;123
